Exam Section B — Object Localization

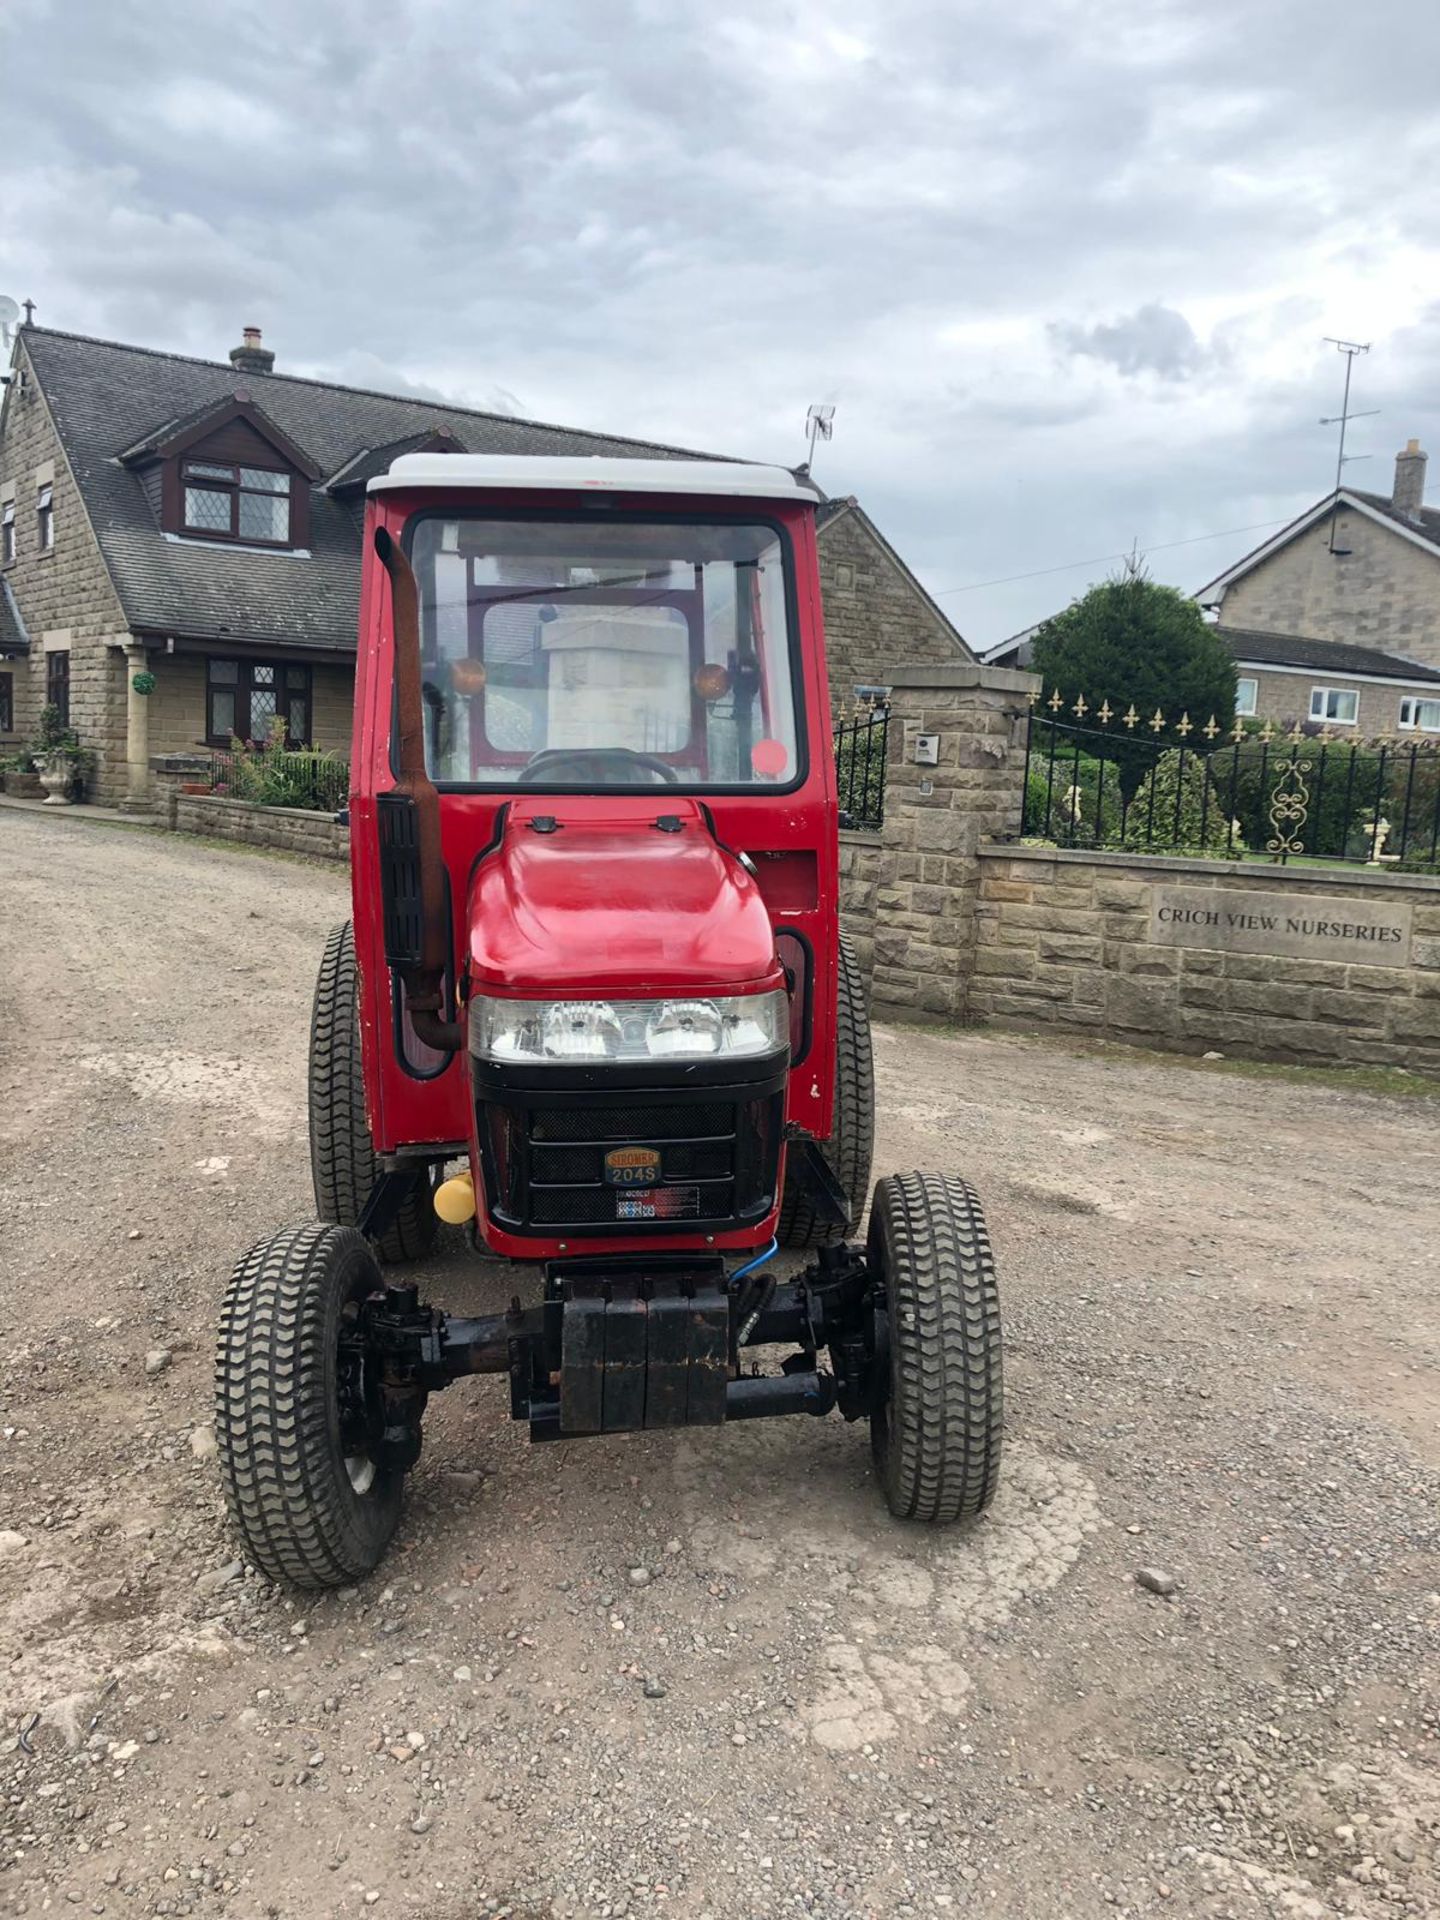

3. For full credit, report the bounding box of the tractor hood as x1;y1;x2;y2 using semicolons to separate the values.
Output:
467;798;782;999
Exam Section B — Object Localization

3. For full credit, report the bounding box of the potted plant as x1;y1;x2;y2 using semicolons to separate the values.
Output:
1;749;45;799
34;704;94;806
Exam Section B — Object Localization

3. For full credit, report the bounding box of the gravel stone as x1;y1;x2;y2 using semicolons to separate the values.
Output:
1135;1567;1179;1598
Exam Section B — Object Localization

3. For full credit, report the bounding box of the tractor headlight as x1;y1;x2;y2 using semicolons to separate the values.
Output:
470;991;789;1065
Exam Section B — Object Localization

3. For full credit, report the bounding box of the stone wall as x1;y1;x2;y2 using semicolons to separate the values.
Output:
832;666;1440;1073
0;337;134;800
1216;506;1440;665
970;848;1440;1071
838;829;883;981
817;504;970;712
169;792;350;862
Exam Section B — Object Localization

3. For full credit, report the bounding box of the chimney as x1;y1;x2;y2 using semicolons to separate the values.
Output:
229;325;275;376
1391;438;1427;521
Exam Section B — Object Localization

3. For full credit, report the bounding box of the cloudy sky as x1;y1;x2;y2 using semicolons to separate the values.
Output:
3;0;1438;647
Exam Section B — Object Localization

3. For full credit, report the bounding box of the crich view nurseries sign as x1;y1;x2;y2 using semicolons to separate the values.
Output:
1149;885;1414;967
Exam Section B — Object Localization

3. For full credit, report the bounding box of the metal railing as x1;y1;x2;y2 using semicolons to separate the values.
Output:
206;745;350;815
1016;698;1440;869
834;701;890;830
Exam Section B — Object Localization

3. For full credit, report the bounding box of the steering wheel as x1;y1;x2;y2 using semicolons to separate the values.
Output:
517;747;680;786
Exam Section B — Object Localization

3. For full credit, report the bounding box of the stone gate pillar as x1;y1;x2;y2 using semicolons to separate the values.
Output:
871;664;1039;1020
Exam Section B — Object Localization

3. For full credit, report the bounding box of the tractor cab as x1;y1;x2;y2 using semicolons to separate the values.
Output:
212;455;1004;1591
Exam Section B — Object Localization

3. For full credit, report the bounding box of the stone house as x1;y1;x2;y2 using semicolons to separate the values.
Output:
1198;441;1439;654
1195;438;1440;728
0;323;969;804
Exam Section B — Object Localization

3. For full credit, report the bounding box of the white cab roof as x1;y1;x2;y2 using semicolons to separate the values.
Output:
368;453;820;502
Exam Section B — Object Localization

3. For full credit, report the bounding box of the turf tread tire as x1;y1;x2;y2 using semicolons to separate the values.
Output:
309;921;436;1264
779;932;875;1246
870;1171;1003;1525
214;1221;403;1589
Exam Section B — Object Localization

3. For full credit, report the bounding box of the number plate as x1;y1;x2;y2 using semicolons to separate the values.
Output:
603;1146;662;1188
616;1185;701;1221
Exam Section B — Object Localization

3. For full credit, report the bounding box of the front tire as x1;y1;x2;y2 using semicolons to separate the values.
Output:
868;1172;1003;1524
309;921;437;1264
214;1222;403;1589
779;932;875;1246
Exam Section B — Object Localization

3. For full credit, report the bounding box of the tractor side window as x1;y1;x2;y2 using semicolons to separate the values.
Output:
409;516;802;791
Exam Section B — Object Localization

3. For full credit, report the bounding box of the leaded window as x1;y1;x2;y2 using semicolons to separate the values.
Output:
46;649;69;727
183;462;293;545
206;657;312;745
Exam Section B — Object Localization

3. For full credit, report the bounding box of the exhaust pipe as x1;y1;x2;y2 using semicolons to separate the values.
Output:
373;526;463;1054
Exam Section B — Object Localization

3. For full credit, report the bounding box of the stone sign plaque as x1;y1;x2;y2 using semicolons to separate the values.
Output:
1150;885;1413;966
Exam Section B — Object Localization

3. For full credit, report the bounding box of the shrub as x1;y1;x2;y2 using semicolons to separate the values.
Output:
1109;749;1244;856
834;723;888;827
1023;749;1125;845
216;739;349;813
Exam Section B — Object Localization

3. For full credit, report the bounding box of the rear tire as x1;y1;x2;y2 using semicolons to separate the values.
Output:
868;1172;1003;1524
778;932;874;1246
214;1221;403;1589
309;921;437;1264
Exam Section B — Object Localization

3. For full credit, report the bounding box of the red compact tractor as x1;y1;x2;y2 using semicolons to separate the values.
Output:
214;455;1003;1588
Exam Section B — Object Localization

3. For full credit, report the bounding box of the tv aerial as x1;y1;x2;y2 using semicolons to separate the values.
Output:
1320;338;1378;553
805;403;835;473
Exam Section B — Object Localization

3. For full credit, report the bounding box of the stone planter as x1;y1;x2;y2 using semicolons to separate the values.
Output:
40;754;74;806
2;769;45;799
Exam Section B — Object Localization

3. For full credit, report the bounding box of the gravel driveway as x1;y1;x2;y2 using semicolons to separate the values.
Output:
1;806;1437;1920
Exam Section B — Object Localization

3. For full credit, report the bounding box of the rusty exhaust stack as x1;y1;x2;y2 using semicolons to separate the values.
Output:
373;525;463;1054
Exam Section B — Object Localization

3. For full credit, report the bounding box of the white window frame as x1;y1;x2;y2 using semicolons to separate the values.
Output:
1;500;14;567
1309;685;1358;725
1398;694;1440;733
1235;676;1258;716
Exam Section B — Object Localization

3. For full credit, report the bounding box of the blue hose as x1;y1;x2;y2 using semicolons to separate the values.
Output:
729;1237;778;1284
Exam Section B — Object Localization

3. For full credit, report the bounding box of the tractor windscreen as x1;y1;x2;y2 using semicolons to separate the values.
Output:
407;516;802;789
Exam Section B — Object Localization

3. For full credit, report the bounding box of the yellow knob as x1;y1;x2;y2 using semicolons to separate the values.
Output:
434;1171;476;1225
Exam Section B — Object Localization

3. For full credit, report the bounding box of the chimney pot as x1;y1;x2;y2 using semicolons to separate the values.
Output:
229;326;276;376
1392;438;1427;521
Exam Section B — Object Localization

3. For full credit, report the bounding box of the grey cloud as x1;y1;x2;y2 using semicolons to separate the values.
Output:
1049;304;1212;381
1;0;1438;648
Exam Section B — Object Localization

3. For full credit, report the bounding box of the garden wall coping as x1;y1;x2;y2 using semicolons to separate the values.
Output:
980;842;1440;895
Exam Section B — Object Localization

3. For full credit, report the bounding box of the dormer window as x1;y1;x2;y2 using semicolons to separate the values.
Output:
120;393;319;550
183;461;292;545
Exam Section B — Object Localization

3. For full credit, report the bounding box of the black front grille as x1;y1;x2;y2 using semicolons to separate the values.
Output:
474;1064;785;1239
530;1102;731;1143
